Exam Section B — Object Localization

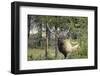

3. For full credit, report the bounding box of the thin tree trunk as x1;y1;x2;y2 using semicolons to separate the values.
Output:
55;26;58;58
40;23;43;48
28;16;31;39
45;23;48;59
38;23;42;48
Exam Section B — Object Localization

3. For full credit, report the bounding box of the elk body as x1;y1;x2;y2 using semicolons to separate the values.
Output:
58;38;80;59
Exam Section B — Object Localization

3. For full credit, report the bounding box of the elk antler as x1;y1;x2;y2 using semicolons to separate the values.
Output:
66;27;70;34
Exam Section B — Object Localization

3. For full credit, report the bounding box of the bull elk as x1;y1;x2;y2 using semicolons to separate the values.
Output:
47;25;80;59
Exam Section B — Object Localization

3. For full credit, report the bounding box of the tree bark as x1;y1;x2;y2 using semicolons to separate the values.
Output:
55;26;58;58
45;23;48;59
28;16;31;39
38;23;42;48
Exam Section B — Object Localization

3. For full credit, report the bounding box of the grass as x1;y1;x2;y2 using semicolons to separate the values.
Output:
28;46;87;61
28;48;64;61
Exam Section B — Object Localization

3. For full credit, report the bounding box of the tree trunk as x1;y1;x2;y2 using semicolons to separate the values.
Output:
40;23;43;48
55;26;58;58
28;16;31;39
38;23;42;48
45;23;48;59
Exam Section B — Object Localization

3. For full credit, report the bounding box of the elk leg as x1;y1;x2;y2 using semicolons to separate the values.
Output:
63;53;67;59
66;53;71;59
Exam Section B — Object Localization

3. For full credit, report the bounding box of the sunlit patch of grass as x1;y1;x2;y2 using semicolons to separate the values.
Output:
28;48;45;60
28;48;64;61
69;50;88;59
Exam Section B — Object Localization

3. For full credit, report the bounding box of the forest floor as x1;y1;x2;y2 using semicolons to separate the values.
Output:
28;47;87;61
